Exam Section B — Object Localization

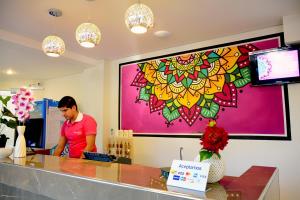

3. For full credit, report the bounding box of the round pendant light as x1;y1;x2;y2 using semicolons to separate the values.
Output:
125;3;154;34
76;22;101;48
42;8;65;58
42;35;65;57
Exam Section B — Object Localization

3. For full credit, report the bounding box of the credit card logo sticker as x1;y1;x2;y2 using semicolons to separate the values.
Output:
178;171;184;175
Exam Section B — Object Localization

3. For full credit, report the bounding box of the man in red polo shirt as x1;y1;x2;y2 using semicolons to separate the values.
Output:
53;96;97;158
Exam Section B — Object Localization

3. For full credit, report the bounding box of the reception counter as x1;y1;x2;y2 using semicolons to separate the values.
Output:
0;155;279;200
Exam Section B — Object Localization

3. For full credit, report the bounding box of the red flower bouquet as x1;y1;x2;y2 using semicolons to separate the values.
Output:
199;121;229;161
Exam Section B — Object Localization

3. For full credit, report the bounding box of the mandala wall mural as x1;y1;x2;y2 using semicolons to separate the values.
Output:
119;33;291;140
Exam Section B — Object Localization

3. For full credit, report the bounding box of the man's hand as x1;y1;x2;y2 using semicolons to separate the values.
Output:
80;134;96;159
53;136;67;156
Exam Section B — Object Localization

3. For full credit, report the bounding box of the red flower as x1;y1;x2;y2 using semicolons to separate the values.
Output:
200;121;229;155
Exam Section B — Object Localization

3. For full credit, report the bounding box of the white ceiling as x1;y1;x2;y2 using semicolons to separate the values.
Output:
0;0;300;82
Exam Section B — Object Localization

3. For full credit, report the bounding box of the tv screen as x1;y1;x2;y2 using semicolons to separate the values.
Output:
249;47;300;86
23;118;44;148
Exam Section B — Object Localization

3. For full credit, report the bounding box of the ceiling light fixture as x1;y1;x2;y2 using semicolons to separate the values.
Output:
125;2;154;34
42;8;65;57
75;0;101;48
5;69;15;75
76;22;101;48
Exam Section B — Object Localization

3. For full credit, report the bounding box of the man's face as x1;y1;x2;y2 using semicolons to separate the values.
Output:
59;105;76;120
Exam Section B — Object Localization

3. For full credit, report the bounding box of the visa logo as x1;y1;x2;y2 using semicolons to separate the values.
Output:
178;171;184;175
173;175;180;180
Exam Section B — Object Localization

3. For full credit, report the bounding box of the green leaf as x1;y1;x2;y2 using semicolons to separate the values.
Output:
177;70;184;77
166;101;176;111
182;78;193;88
169;63;176;70
187;68;195;74
196;58;203;66
200;150;213;161
1;119;17;129
3;107;16;118
158;62;166;72
138;63;145;71
0;96;11;106
139;88;150;101
207;51;220;58
234;67;251;88
204;94;214;100
225;73;237;83
145;82;153;90
162;107;180;122
173;99;181;108
227;64;239;74
199;69;208;78
167;74;175;84
201;101;219;118
208;56;220;63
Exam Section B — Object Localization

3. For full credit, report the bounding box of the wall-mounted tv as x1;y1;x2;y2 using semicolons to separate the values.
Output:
249;47;300;86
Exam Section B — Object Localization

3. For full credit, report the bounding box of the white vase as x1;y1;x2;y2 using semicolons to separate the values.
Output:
14;126;26;158
194;153;225;183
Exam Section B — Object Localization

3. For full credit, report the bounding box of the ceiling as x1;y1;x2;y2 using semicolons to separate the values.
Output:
0;0;299;82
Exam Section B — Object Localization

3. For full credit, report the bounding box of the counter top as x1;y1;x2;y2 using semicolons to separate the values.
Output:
0;155;279;200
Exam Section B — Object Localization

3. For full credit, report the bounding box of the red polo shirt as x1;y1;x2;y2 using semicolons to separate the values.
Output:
61;113;97;158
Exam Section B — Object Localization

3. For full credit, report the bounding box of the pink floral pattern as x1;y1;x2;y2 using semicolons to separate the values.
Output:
12;88;34;123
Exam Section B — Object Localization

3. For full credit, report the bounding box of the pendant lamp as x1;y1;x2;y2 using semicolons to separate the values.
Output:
75;22;101;48
125;3;154;34
42;35;65;57
42;8;65;57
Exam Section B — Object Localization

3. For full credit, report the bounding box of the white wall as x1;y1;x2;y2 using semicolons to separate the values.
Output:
43;63;104;151
107;25;300;199
283;14;300;45
0;79;45;100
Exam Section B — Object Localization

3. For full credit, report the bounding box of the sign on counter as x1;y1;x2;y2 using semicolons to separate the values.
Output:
167;160;210;192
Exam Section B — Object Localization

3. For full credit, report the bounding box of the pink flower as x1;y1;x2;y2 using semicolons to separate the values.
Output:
12;88;35;123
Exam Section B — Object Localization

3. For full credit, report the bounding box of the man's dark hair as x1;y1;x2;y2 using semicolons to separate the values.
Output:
58;96;77;110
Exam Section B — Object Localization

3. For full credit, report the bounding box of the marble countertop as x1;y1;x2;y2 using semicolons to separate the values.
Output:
0;155;279;200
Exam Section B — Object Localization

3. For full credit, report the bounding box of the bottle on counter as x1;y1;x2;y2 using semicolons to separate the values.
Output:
127;130;133;159
109;129;116;156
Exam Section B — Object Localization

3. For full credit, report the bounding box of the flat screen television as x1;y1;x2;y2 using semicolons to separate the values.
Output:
23;118;44;148
249;47;300;86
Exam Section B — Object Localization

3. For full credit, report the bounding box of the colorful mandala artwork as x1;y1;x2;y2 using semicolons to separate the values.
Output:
121;34;290;139
131;44;259;127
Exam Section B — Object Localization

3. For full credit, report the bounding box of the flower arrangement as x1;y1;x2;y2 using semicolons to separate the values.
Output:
12;88;34;124
199;120;229;161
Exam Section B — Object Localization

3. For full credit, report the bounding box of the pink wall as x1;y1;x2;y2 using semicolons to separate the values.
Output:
121;36;286;136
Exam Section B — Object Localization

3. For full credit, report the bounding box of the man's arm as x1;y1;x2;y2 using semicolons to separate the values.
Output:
80;135;96;159
53;136;67;157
